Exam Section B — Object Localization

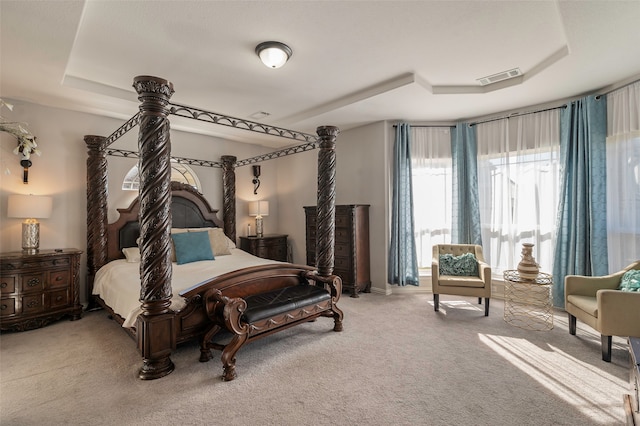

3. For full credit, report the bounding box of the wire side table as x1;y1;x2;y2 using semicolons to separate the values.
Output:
503;270;553;331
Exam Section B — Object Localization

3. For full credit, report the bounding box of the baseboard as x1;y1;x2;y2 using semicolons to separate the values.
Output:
370;277;506;300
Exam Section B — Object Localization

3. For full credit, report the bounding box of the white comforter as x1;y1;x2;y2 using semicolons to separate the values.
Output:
93;248;280;328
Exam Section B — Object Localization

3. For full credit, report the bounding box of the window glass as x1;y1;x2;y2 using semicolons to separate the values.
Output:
122;162;200;191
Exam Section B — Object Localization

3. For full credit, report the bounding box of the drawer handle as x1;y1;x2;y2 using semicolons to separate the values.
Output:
27;278;40;287
27;300;38;308
1;304;6;310
55;276;63;281
56;295;63;301
1;282;6;289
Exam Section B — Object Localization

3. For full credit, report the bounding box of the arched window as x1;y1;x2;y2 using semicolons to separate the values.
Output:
122;162;201;191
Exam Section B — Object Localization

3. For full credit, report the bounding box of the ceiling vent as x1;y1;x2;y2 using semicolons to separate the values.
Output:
477;68;522;86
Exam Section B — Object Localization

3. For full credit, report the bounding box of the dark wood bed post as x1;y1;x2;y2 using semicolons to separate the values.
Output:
221;155;237;243
85;135;109;310
132;75;176;380
315;126;340;277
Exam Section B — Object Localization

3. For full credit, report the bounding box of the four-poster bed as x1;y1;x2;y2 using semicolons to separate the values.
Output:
85;75;341;380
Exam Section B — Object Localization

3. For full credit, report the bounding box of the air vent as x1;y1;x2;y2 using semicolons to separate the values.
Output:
477;68;522;86
249;111;270;120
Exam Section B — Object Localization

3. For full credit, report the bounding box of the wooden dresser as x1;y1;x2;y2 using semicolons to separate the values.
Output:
239;235;288;262
304;205;371;297
0;249;83;331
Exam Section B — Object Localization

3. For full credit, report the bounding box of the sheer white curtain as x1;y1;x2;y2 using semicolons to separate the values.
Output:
476;110;560;275
411;127;452;268
606;81;640;271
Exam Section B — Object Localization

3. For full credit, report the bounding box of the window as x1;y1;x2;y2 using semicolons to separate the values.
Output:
410;111;560;275
606;81;640;271
476;112;560;275
122;162;200;191
411;127;452;268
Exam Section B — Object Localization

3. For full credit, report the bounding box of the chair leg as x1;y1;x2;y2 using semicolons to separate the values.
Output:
601;335;612;362
433;294;439;312
568;313;576;335
484;298;490;316
478;297;482;304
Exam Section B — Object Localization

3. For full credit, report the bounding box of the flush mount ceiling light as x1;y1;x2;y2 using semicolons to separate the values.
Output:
255;41;292;69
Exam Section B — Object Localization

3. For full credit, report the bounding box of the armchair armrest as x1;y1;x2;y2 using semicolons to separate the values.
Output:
478;261;491;284
598;290;640;337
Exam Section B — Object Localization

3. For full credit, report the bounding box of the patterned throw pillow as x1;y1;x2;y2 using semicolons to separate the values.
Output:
439;252;479;277
619;270;640;292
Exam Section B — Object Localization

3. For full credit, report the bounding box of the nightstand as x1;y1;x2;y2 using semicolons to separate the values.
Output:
239;235;288;262
1;249;83;331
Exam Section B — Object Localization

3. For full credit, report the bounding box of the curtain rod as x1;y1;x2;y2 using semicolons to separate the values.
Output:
469;105;567;127
392;124;452;128
597;76;640;97
393;77;639;129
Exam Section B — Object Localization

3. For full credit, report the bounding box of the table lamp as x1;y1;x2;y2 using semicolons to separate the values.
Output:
7;194;53;253
249;201;269;237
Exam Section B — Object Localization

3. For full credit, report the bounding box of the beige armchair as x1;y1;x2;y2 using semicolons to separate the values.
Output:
565;260;640;362
432;244;492;316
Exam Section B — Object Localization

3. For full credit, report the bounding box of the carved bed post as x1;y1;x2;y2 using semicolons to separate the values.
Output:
132;75;176;380
221;155;237;243
315;126;340;277
85;135;108;309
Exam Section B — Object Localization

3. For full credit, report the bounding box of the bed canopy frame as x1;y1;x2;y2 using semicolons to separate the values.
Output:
85;76;338;379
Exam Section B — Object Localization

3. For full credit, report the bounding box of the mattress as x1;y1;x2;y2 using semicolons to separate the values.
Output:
93;248;280;327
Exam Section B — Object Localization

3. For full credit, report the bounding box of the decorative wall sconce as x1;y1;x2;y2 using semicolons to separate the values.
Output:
252;165;261;194
1;99;40;184
8;194;53;253
20;157;32;184
249;201;269;237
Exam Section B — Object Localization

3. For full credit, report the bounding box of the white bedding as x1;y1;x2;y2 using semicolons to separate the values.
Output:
93;248;281;328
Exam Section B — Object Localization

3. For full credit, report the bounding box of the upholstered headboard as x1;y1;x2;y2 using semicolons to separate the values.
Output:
106;181;224;262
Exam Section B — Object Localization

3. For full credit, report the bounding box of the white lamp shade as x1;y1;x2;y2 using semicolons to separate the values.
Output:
249;201;269;217
8;194;53;219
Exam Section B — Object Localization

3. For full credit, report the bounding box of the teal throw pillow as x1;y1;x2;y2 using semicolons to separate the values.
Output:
439;252;479;277
619;270;640;292
171;231;214;265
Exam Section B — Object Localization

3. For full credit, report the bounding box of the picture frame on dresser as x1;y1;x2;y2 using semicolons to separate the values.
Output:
0;249;83;331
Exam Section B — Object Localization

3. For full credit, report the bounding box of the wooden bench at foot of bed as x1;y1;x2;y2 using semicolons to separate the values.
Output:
196;271;343;381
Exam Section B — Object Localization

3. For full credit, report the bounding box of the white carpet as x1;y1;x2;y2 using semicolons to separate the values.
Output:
0;293;631;425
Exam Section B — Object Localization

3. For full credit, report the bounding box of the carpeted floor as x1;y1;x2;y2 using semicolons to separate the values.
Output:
0;293;631;425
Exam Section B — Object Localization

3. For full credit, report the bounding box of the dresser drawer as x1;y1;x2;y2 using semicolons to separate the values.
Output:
335;243;351;258
49;289;70;309
1;297;16;316
1;276;16;294
335;256;353;272
22;293;46;314
49;270;70;289
21;273;46;293
335;213;351;228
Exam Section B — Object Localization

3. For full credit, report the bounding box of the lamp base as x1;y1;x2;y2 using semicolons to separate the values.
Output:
255;216;264;238
22;220;40;254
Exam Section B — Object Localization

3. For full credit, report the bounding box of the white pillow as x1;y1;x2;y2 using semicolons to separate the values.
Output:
188;227;231;256
122;247;141;263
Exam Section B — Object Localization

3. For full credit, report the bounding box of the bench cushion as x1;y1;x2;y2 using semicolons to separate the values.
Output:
243;285;331;323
